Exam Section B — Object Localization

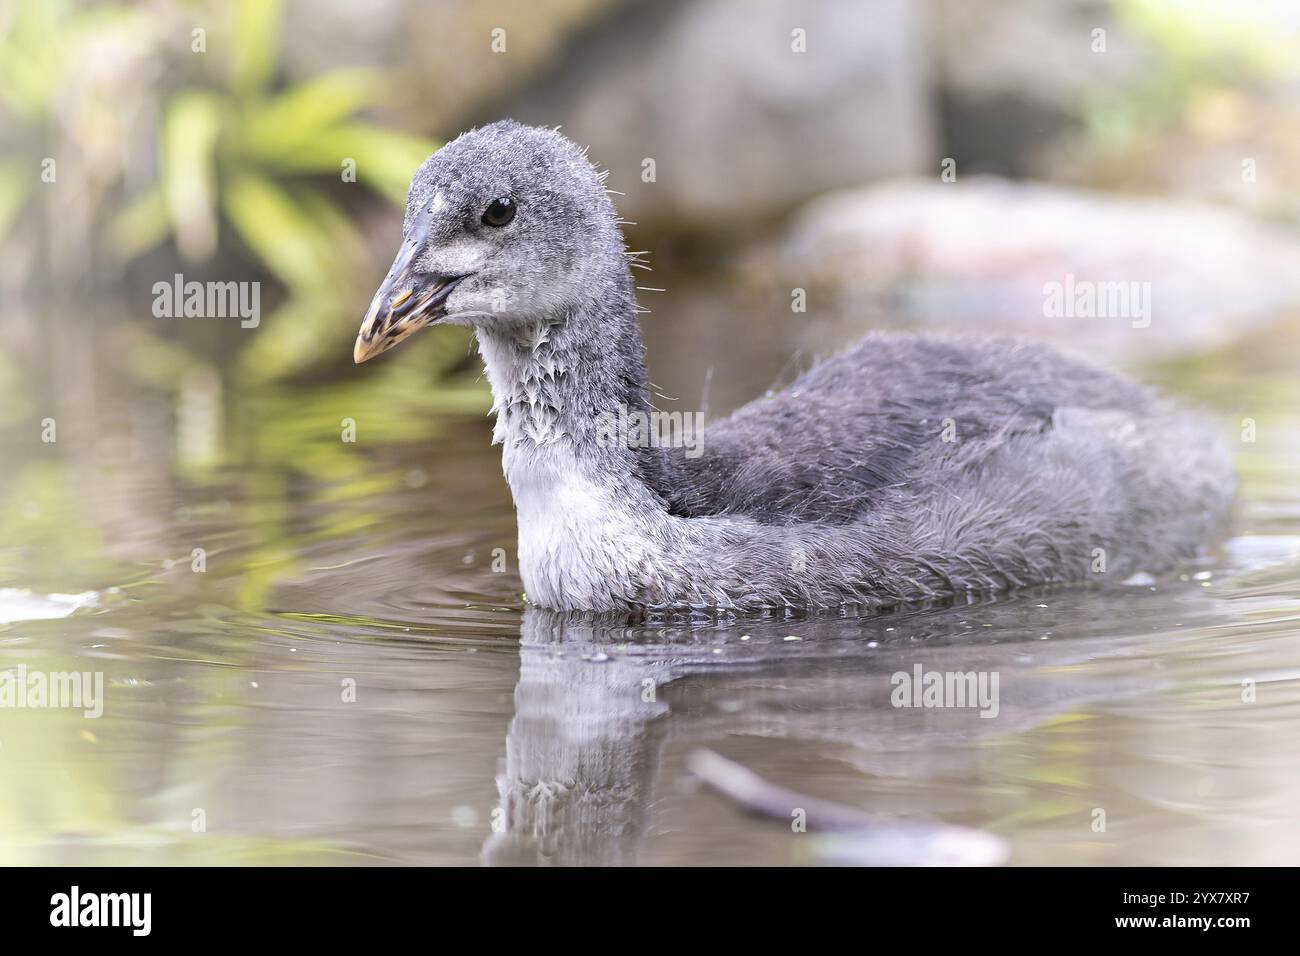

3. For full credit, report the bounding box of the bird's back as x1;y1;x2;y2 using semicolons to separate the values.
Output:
652;334;1232;578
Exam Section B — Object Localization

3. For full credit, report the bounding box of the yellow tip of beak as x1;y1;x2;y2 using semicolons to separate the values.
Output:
353;335;374;364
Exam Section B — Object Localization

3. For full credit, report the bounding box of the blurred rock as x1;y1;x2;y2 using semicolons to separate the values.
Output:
928;0;1140;107
281;0;613;129
924;0;1145;178
758;176;1300;364
502;0;933;228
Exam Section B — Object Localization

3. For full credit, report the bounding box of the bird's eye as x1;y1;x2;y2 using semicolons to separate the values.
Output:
481;197;516;227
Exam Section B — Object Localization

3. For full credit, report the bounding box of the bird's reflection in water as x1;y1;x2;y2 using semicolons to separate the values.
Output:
481;583;1228;866
481;607;670;866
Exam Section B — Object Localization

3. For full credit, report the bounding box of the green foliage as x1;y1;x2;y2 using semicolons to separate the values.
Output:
0;0;439;381
0;1;159;258
123;3;436;380
1085;0;1300;150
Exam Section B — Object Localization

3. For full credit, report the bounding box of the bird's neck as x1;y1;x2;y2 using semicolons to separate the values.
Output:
474;288;669;503
476;291;691;609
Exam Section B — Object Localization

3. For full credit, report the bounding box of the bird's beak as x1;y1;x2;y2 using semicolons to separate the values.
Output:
354;237;468;364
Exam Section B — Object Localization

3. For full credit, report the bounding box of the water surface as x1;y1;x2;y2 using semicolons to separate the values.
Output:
2;302;1299;866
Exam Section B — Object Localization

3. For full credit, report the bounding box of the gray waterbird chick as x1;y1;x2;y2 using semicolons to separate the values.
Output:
355;120;1235;613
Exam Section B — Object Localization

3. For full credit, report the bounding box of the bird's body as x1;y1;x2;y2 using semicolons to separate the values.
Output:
355;121;1234;613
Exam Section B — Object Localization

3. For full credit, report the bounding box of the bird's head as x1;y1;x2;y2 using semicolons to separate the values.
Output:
354;120;623;363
